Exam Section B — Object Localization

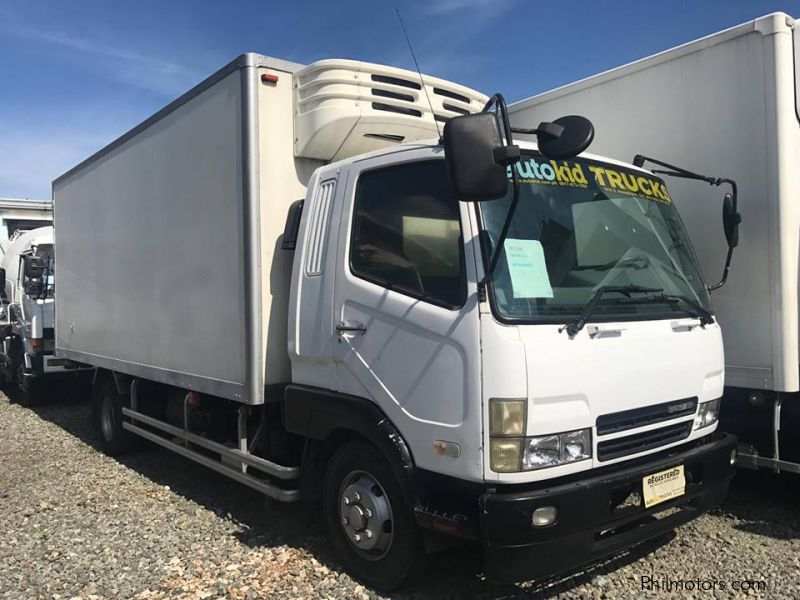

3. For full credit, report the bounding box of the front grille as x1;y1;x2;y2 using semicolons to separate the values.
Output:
596;397;698;435
597;422;692;462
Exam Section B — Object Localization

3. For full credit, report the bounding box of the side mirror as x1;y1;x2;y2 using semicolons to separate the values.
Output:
536;115;595;159
23;255;45;279
443;112;514;202
722;193;740;248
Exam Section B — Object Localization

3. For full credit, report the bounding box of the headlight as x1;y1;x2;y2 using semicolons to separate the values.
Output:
523;429;592;470
694;398;721;430
490;438;523;472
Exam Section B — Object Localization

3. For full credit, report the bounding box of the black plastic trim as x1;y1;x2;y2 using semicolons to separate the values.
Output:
481;432;736;583
284;384;414;479
597;421;693;461
597;397;698;435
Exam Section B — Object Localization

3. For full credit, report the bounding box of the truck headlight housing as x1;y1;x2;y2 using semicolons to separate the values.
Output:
694;398;721;430
523;429;592;470
488;399;591;472
489;398;525;436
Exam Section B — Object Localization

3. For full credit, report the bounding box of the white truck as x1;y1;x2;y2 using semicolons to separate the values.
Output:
509;12;800;476
0;226;91;402
53;53;736;589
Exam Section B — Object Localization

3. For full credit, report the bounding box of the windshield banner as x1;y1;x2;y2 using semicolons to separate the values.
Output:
508;157;672;204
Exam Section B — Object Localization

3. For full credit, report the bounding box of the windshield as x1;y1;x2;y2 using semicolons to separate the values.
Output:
477;152;711;323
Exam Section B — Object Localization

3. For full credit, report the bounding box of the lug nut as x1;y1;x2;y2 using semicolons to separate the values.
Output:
342;496;350;506
352;533;361;542
365;529;373;539
352;492;361;502
364;508;372;518
341;516;349;526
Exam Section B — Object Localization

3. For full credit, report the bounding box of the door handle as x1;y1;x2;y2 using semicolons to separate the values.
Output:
336;321;367;336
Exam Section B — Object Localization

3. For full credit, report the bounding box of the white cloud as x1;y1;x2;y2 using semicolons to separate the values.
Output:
0;125;120;199
2;25;204;96
424;0;512;15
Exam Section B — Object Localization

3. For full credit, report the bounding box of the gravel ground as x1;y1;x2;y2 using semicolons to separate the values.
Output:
1;391;799;600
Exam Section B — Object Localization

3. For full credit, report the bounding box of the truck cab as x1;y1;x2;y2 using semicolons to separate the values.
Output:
286;134;736;583
0;227;92;402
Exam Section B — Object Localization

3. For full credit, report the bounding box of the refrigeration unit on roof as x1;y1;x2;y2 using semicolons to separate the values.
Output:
294;59;488;161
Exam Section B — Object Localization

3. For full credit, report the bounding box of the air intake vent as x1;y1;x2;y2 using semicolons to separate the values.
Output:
434;87;471;104
596;398;698;435
371;102;422;118
597;422;692;462
443;103;469;115
305;180;335;276
371;74;421;89
372;88;414;102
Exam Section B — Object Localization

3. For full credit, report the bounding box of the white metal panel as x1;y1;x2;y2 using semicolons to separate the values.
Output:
510;13;800;392
54;70;249;399
330;149;484;482
288;169;342;392
255;64;322;386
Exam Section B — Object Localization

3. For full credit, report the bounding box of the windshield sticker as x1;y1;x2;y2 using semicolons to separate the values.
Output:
503;239;554;299
508;158;671;204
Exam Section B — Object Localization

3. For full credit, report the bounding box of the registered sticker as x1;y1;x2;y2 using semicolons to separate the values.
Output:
642;465;685;508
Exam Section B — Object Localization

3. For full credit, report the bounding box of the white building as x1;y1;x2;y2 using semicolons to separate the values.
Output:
0;197;52;239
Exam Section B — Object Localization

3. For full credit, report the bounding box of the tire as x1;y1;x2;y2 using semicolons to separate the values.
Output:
93;379;135;456
323;441;423;591
15;363;37;407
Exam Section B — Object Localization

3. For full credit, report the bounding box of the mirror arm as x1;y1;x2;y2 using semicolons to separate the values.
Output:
708;244;734;291
480;167;520;286
634;154;740;292
483;93;514;145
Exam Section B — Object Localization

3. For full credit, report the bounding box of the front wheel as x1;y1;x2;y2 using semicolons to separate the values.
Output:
15;363;38;407
323;441;423;591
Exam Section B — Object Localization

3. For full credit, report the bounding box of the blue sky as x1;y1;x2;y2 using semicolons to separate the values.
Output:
1;0;798;199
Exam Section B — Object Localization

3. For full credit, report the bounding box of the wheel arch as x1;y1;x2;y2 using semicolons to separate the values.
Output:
284;384;415;503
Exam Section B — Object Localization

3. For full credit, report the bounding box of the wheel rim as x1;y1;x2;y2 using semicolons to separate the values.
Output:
338;470;394;560
100;396;115;442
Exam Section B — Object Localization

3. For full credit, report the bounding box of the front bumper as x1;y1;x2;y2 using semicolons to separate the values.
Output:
480;432;736;583
25;352;95;377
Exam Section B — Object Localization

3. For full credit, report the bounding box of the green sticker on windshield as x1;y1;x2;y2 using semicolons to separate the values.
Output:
503;239;553;299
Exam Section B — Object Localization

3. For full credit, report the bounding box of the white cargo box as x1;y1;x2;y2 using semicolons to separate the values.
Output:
54;53;485;404
510;13;800;393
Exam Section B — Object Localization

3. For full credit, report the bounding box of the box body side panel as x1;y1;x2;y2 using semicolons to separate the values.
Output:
511;26;800;391
54;70;249;399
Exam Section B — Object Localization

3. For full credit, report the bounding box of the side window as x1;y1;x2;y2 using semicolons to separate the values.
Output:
350;160;466;308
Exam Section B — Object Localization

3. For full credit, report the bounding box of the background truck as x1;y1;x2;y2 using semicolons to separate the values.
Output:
509;11;800;475
0;226;91;403
53;53;735;589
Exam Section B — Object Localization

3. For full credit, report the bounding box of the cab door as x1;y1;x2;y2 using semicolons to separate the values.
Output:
332;149;483;481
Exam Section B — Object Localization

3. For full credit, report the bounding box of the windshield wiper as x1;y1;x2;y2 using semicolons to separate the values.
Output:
559;284;663;337
614;293;714;326
573;255;650;272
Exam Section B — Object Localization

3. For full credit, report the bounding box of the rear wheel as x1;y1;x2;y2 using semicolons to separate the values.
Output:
94;379;135;455
323;441;423;591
